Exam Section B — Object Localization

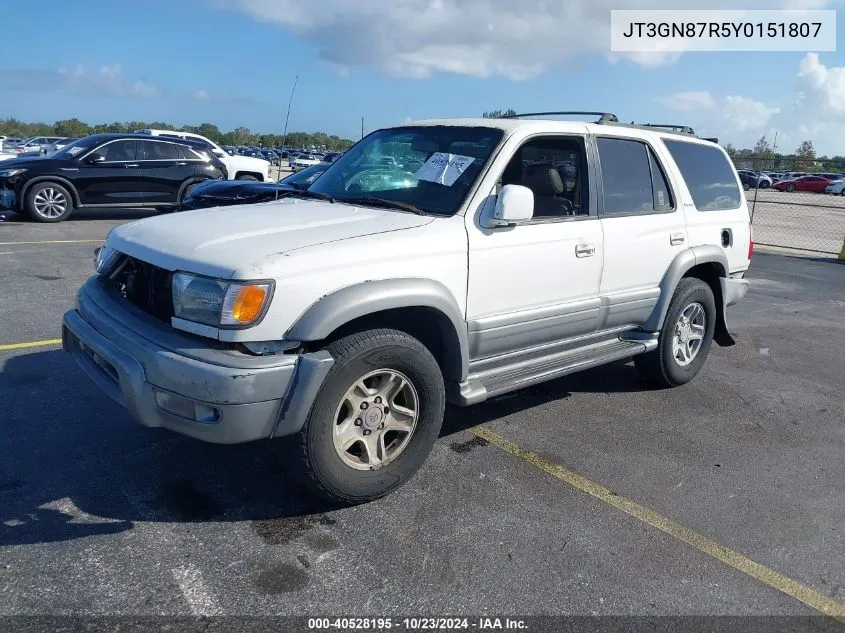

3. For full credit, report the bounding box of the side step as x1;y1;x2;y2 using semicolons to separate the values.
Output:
450;337;656;406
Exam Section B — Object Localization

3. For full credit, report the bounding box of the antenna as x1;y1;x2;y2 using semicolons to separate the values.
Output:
277;74;298;201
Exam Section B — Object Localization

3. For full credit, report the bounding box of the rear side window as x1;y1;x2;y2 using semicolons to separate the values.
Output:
597;137;674;215
663;139;741;211
139;140;182;160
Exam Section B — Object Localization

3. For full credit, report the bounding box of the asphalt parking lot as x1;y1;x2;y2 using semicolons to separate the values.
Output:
0;211;844;622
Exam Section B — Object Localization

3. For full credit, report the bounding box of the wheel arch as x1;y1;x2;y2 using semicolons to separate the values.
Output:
286;279;469;383
20;176;81;210
234;171;264;181
645;246;734;346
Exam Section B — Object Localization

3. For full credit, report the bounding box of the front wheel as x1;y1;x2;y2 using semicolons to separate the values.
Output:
25;182;74;222
236;174;259;181
786;184;796;192
634;278;716;388
290;329;445;504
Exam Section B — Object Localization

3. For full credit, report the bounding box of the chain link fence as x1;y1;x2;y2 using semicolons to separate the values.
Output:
735;157;845;255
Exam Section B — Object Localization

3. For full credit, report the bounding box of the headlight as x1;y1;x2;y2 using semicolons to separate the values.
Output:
0;168;26;178
171;272;273;327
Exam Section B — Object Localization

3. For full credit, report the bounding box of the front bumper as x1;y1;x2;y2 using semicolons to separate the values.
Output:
0;187;17;210
62;277;333;444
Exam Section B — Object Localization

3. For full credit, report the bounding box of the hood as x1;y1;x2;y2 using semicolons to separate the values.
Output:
190;180;283;199
230;154;269;167
108;199;433;279
0;157;60;170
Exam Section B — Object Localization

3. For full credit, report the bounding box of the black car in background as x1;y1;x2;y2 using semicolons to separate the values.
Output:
0;134;226;222
180;162;329;211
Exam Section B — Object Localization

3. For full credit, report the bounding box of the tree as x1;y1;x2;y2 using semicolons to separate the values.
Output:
231;126;252;145
723;143;738;159
751;135;772;171
54;118;90;138
482;108;517;118
794;140;816;171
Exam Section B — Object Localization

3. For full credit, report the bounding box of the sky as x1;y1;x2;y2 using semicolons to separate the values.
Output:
2;0;845;154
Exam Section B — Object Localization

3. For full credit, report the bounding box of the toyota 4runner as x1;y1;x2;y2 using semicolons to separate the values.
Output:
63;112;751;503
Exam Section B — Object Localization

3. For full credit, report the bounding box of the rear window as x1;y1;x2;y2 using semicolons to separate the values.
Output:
663;139;741;211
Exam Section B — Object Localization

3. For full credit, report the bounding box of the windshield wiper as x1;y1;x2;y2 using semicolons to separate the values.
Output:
340;196;431;215
288;189;335;203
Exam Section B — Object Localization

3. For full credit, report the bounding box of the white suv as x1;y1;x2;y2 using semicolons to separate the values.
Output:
134;129;269;181
64;113;751;503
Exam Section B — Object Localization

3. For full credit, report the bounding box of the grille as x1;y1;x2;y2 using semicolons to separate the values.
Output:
109;255;174;322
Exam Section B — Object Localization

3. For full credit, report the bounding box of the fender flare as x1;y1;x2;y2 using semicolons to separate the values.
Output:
20;176;82;211
285;278;469;382
643;245;729;333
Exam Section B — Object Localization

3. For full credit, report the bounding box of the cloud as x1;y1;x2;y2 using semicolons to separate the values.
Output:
658;91;716;111
796;52;845;118
660;90;778;133
217;0;834;79
193;89;211;101
0;63;160;99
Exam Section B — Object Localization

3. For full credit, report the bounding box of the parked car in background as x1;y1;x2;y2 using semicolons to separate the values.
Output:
0;136;23;151
773;175;831;193
260;149;280;165
823;179;845;194
817;172;844;181
41;137;80;155
738;171;759;191
180;162;330;210
290;153;322;171
323;152;342;163
0;134;226;222
134;129;269;181
12;136;65;154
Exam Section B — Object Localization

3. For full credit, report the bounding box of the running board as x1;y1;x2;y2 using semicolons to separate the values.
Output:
449;336;656;406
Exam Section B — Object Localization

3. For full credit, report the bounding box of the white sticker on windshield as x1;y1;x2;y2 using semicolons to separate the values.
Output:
414;153;475;187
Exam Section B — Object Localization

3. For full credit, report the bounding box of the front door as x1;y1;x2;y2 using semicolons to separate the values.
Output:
465;135;604;360
76;139;140;206
136;140;198;206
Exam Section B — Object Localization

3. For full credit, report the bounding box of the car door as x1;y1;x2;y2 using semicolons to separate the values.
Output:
594;135;684;329
75;139;141;206
136;139;197;205
465;133;604;360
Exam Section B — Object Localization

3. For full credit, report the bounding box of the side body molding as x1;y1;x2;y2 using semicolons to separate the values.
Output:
285;278;470;382
643;245;729;333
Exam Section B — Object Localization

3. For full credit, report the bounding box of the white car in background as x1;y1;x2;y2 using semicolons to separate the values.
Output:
290;153;322;171
134;129;269;181
824;179;845;194
12;136;65;154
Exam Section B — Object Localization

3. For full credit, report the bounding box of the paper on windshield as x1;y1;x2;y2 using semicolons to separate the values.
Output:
414;153;475;187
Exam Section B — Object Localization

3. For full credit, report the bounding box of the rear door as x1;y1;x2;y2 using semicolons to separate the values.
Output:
595;135;685;329
75;139;141;206
662;138;751;274
136;139;197;205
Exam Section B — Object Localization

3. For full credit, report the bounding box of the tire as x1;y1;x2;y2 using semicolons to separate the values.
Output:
634;278;716;388
786;184;796;192
236;174;259;181
290;328;445;504
25;182;74;223
760;181;770;189
742;182;750;191
180;180;204;203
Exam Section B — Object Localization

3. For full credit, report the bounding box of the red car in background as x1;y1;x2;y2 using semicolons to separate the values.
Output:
773;175;832;192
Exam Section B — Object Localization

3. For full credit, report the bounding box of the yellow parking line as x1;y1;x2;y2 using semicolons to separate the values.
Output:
0;338;62;351
0;240;101;246
472;426;845;621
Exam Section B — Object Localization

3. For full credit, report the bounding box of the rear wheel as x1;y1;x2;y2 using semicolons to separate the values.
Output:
290;328;445;504
25;182;74;222
635;278;716;388
742;182;751;191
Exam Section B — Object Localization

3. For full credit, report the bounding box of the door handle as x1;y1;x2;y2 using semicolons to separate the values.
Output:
670;232;685;245
124;163;139;168
175;162;187;166
575;242;596;257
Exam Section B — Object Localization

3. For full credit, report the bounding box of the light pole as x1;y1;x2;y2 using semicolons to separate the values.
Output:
277;74;299;200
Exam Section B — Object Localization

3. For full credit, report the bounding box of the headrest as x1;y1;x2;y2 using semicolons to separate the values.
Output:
522;168;564;196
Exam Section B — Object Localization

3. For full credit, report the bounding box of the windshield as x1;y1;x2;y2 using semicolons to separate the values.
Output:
52;137;100;159
307;126;504;216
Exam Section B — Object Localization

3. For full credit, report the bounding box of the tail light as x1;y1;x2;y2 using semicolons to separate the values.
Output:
748;222;754;260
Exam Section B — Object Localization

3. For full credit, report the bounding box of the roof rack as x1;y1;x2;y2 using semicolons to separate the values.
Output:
504;111;619;124
502;111;717;142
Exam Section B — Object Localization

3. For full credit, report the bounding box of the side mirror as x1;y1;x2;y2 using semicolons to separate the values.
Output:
481;184;534;228
86;154;105;165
